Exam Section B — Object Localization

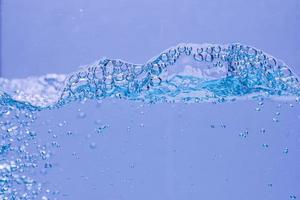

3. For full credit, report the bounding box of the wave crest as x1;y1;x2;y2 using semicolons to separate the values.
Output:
1;43;299;110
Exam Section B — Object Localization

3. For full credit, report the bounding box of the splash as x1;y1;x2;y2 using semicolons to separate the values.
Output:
0;43;300;199
1;43;299;110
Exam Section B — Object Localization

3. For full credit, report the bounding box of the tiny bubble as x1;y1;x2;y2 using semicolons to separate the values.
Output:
129;164;135;168
89;142;97;149
283;147;289;154
267;183;273;187
44;163;52;169
77;112;86;119
262;143;269;149
239;131;248;138
260;128;266;134
97;124;109;134
86;134;92;139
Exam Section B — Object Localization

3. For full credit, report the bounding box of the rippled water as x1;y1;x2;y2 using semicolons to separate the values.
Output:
1;43;300;199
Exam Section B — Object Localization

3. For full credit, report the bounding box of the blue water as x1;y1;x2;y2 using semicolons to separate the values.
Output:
1;43;300;199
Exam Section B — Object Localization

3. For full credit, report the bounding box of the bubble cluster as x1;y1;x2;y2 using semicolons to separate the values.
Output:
0;106;54;199
0;43;299;110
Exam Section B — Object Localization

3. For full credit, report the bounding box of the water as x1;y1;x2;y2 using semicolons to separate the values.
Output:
0;43;300;199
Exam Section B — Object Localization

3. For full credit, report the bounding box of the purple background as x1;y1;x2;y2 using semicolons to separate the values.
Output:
1;0;300;78
1;0;300;200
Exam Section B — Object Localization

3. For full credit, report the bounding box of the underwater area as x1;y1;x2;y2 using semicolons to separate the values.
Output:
1;0;300;200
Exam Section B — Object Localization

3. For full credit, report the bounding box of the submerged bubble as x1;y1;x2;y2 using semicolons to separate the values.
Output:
262;144;269;149
239;131;249;138
267;183;273;187
260;128;266;134
89;142;97;149
96;124;109;134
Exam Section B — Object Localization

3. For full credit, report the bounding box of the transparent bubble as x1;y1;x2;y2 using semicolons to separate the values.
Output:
89;142;97;149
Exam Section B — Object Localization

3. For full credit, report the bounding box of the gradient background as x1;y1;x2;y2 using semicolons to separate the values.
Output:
1;0;300;200
1;0;300;77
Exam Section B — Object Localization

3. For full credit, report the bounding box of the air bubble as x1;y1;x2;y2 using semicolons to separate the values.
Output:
89;142;97;149
267;183;273;187
161;53;168;62
262;144;269;149
239;130;249;138
260;128;266;134
204;53;213;62
177;45;186;53
193;53;204;62
96;124;109;134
